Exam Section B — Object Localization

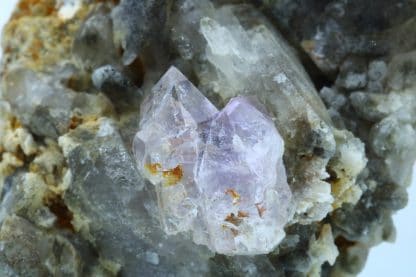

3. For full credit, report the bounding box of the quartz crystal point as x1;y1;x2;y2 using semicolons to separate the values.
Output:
133;67;293;255
133;66;218;234
196;96;292;254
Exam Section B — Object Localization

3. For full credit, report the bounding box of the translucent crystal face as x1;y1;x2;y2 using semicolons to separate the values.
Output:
133;67;218;233
133;66;292;255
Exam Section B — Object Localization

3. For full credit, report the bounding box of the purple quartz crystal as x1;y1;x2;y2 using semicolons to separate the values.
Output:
133;66;292;255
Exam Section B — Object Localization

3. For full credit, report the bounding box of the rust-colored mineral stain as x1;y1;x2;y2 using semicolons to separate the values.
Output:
161;165;183;186
237;210;249;218
44;194;75;232
221;224;239;237
69;116;83;130
335;236;356;252
145;163;162;175
325;168;346;204
255;203;266;218
10;117;22;130
225;213;242;226
145;163;183;186
225;188;241;205
16;0;56;19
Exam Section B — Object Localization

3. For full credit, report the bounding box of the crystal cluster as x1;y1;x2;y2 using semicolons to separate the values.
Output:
133;66;292;255
0;0;415;275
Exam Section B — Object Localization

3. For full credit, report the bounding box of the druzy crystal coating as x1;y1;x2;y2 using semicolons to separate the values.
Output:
133;67;292;255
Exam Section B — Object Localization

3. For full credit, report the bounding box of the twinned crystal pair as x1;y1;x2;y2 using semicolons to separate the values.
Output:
133;67;292;255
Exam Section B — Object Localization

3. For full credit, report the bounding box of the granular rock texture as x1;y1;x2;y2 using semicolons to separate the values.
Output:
0;0;415;276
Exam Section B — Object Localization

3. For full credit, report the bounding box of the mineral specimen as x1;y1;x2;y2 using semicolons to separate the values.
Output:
0;0;415;275
133;66;292;255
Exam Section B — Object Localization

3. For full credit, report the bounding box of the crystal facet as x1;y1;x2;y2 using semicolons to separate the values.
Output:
133;67;218;234
196;96;292;254
133;67;292;255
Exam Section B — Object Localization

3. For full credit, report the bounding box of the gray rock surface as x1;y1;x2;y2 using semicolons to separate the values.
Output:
0;0;415;276
258;0;416;75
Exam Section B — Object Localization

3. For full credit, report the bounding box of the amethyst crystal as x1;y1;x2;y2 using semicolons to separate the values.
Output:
133;67;292;255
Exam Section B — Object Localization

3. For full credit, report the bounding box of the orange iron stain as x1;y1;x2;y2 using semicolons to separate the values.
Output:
161;165;183;186
145;163;183;186
225;213;242;226
145;163;162;175
221;224;239;237
225;188;241;205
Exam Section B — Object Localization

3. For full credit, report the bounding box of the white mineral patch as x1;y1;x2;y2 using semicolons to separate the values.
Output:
308;224;339;275
57;0;81;20
97;118;116;137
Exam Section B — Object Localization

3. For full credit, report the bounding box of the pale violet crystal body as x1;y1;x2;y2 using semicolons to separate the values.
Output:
133;66;292;255
133;67;218;234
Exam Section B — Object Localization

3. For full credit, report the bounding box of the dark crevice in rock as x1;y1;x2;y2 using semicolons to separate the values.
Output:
44;194;75;233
